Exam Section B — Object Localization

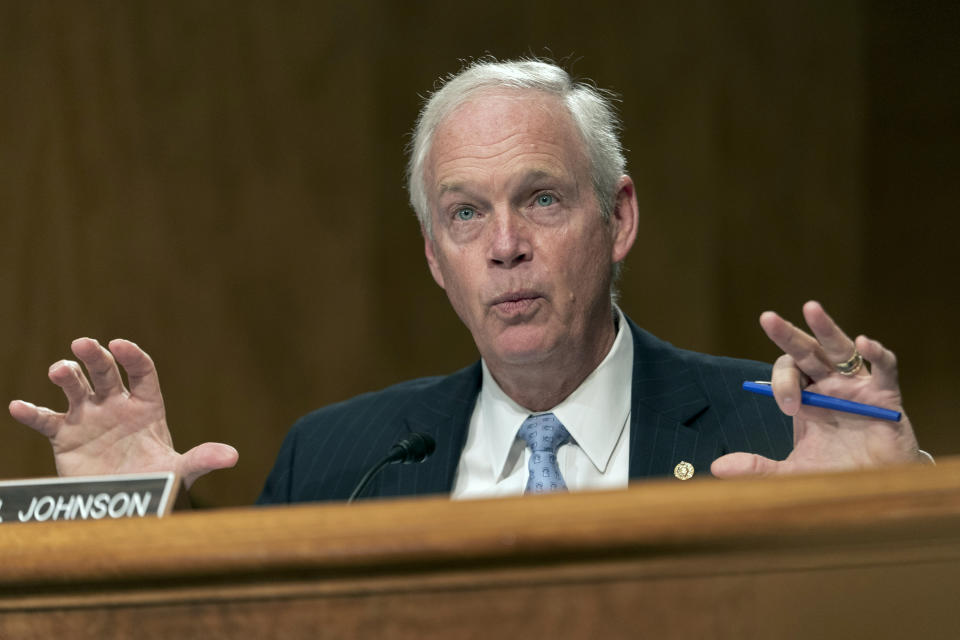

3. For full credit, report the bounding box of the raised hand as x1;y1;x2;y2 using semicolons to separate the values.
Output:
8;338;238;489
712;301;927;478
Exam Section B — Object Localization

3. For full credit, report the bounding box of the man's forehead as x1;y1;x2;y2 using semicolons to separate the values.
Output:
434;89;573;144
426;90;589;188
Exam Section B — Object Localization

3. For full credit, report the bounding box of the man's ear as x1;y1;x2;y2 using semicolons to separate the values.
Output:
609;176;639;264
422;227;446;289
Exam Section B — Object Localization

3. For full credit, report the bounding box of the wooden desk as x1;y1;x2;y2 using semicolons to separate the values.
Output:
2;459;960;638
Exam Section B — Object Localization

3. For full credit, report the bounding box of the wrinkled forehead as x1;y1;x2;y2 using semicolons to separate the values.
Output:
425;89;591;184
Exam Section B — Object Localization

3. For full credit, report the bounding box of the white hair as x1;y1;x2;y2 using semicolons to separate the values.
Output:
407;57;627;237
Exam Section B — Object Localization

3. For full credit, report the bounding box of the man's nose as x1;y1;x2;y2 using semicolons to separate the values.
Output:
487;210;532;268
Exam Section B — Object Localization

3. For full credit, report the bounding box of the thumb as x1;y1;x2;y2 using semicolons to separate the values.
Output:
178;442;239;489
711;452;780;478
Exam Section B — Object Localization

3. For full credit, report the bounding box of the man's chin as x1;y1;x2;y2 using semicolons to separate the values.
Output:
484;329;557;366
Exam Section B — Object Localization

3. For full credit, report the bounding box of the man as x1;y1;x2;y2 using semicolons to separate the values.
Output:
7;59;927;502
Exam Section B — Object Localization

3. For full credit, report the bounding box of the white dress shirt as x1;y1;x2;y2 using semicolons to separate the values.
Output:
451;308;633;500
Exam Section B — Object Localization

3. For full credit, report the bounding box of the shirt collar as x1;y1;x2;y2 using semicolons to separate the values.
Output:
477;306;634;479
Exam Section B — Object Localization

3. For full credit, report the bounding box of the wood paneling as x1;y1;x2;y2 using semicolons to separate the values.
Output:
0;2;957;506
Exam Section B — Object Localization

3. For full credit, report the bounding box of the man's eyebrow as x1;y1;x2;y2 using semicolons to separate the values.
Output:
437;182;469;196
516;169;579;195
520;169;559;182
437;169;573;198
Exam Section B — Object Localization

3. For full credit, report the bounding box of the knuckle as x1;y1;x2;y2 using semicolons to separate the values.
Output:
774;354;795;368
798;353;826;372
48;359;70;374
88;359;115;376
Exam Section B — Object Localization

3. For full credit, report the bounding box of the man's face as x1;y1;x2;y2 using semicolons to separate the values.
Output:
423;90;637;375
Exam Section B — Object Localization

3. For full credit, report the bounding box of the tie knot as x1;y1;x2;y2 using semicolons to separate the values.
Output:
518;413;570;454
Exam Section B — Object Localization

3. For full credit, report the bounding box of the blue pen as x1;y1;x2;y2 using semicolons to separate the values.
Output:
742;381;901;422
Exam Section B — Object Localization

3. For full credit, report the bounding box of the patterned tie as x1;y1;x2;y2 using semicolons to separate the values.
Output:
518;413;571;494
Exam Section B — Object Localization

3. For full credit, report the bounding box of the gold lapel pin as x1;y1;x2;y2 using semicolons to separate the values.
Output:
674;461;695;481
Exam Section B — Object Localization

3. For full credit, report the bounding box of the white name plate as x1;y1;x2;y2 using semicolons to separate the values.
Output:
0;473;179;524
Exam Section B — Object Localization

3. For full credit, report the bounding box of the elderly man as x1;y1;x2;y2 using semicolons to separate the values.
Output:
8;59;926;502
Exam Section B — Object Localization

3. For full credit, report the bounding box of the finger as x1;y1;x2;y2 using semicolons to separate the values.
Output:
178;442;239;489
108;339;163;404
759;311;833;380
711;452;780;478
769;354;807;416
71;337;126;397
801;301;865;376
8;400;64;438
857;335;899;391
48;360;94;406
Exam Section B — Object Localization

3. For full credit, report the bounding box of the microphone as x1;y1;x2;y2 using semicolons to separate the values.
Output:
384;432;435;464
347;432;436;503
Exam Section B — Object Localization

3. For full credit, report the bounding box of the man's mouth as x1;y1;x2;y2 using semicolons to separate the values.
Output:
490;291;543;316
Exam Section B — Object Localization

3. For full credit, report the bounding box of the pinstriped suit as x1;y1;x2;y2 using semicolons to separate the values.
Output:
257;316;793;504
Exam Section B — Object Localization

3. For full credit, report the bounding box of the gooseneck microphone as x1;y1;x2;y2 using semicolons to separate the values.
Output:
347;432;436;503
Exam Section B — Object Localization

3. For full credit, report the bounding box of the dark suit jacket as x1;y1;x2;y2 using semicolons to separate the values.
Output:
257;317;793;504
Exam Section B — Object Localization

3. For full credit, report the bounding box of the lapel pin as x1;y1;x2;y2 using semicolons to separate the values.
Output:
673;461;694;480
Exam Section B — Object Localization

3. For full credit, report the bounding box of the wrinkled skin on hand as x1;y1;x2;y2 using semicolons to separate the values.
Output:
9;338;238;489
711;301;926;478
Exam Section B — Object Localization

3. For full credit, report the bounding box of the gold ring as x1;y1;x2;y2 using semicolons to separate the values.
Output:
835;350;863;376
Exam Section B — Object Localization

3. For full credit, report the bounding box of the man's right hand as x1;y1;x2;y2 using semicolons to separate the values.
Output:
8;338;238;489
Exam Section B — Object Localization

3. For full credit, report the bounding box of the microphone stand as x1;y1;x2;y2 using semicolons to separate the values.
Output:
347;432;436;503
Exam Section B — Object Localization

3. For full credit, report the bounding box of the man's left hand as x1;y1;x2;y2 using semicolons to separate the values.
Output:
711;301;928;477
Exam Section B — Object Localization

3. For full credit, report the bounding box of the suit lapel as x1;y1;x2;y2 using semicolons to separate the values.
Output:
626;318;712;479
375;363;482;498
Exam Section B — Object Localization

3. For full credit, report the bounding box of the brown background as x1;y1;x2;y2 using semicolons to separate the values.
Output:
1;1;957;507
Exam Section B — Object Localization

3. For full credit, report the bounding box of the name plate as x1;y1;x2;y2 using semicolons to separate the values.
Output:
0;473;179;524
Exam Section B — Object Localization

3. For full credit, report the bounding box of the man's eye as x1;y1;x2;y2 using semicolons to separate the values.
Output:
455;207;476;221
536;193;555;207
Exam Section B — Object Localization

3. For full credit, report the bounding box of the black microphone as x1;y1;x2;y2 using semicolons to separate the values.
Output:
347;432;436;503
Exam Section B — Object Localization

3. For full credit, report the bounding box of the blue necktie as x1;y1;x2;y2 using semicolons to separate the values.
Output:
518;413;571;494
